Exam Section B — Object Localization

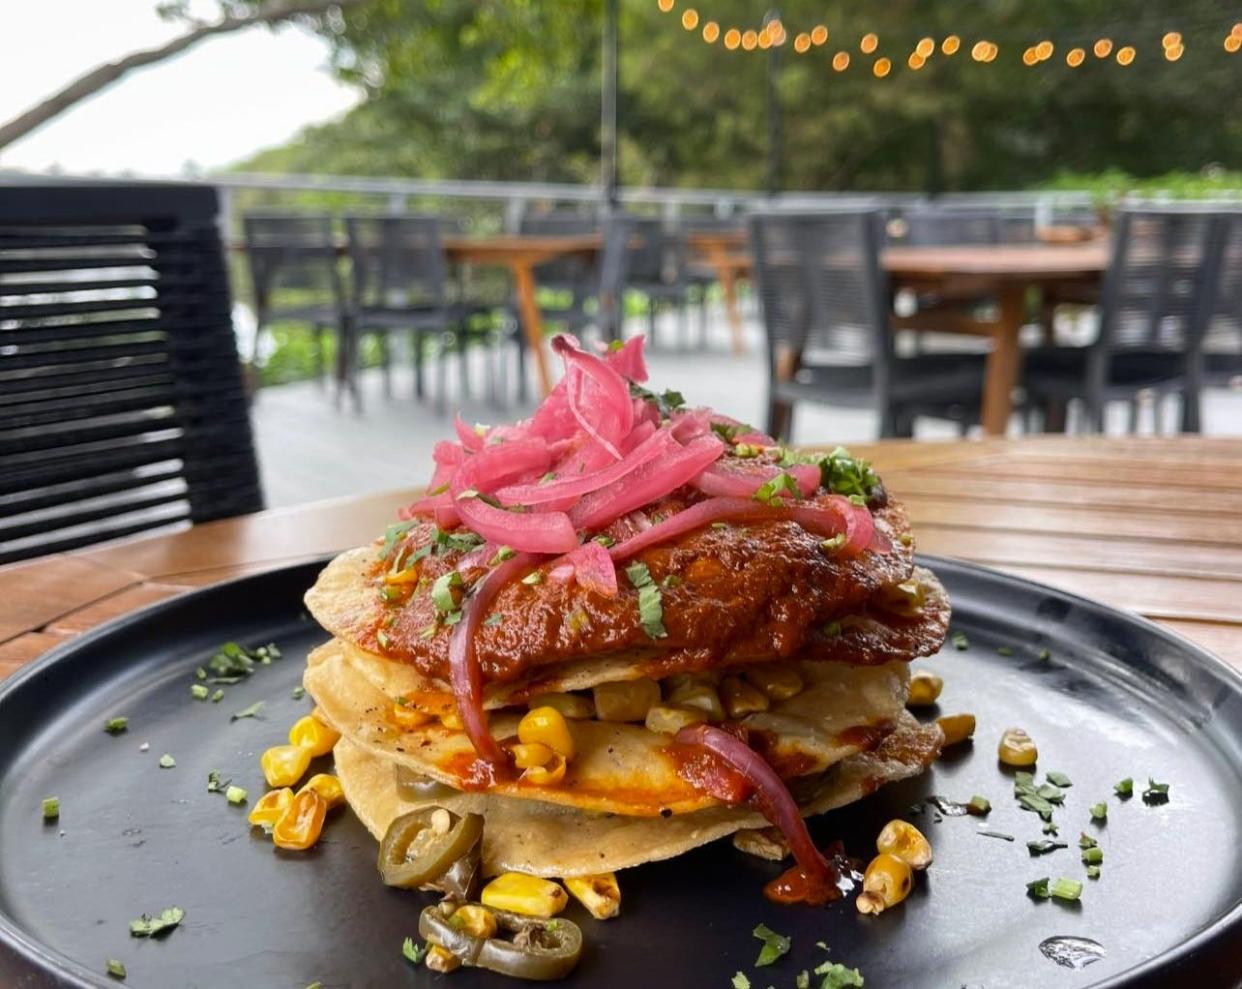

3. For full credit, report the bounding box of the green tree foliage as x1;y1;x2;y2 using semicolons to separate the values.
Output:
238;0;1242;191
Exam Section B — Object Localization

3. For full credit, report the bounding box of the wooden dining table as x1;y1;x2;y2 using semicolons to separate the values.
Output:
2;436;1239;683
687;238;1113;437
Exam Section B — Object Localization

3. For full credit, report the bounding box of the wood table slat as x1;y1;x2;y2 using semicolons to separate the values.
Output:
44;583;188;636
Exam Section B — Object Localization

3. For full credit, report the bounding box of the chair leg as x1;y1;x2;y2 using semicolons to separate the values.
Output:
1181;387;1202;433
678;297;689;349
312;324;325;386
647;297;657;344
766;395;794;442
458;330;471;400
699;289;710;348
413;330;426;399
1127;399;1141;435
435;334;451;416
379;333;392;399
1043;397;1069;433
515;324;529;403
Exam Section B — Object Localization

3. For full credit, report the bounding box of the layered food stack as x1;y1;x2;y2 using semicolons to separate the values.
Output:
302;335;948;913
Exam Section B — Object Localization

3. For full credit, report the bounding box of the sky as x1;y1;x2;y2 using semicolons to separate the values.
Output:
0;0;360;176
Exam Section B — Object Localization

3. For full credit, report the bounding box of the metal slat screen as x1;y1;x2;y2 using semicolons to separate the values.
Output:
0;183;263;564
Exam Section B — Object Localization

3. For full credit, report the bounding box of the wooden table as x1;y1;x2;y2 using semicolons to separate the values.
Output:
684;230;750;355
3;437;1239;681
693;242;1113;436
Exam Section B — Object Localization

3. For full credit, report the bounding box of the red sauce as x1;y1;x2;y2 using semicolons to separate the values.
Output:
444;750;508;790
764;841;857;906
668;742;751;804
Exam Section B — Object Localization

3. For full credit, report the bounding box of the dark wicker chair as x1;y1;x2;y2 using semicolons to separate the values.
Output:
0;182;263;565
1204;210;1242;389
749;210;986;439
242;213;347;391
1024;208;1229;433
518;210;599;338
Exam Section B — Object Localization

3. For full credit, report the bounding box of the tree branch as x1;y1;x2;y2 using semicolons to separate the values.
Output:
0;0;367;153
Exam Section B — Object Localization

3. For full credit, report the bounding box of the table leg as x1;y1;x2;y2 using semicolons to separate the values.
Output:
714;264;746;355
980;283;1025;436
511;261;553;397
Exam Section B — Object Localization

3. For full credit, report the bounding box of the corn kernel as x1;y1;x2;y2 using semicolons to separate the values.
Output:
440;707;463;730
743;664;804;701
731;827;789;861
998;727;1038;766
665;681;724;722
481;873;569;918
510;742;554;769
719;675;770;718
449;903;498;939
391;700;433;729
564;873;621;919
906;671;943;708
260;744;313;788
876;819;933;869
518;706;575;759
528;692;594;720
272;789;327;851
297;773;345;809
644;703;709;735
247;787;294;828
593;678;660;722
425;945;461;973
856;853;912;914
936;712;976;747
288;714;341;756
521;753;567;786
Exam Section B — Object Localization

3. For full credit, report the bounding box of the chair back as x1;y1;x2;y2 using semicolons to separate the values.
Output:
519;210;598;289
0;182;263;564
1205;211;1242;361
242;213;344;319
345;214;448;311
594;213;637;342
749;210;890;375
901;205;1002;245
623;216;671;284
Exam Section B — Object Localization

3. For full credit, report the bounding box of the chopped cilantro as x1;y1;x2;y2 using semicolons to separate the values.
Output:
1027;840;1067;856
157;754;175;769
1046;771;1072;787
733;443;762;458
379;521;418;560
752;923;791;966
1079;832;1099;850
489;545;516;564
967;795;991;816
1089;801;1107;821
1142;778;1170;805
797;972;810;989
41;797;59;820
731;974;751;989
814;962;865;988
822;620;842;638
951;631;969;651
231;701;264;722
1086;865;1101;879
431;571;464;613
521;571;544;585
483;613;504;627
1082;846;1103;865
626;563;667;638
105;958;126;980
1114;777;1134;798
976;829;1015;841
195;667;207;681
592;535;615;548
753;472;801;505
996;645;1014;656
402;937;426;964
225;786;248;806
206;770;226;793
210;688;224;703
443;610;463;627
539;471;557;483
1027;877;1051;899
1038;648;1052;661
129;906;184;938
819;533;847;554
291;686;305;700
190;684;208;701
1050;878;1083;901
1043;821;1059;835
376;629;393;650
418;623;438;639
630;383;686;417
103;717;129;735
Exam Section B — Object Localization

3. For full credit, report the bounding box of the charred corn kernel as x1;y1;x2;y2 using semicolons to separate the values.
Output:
519;706;575;759
732;827;790;861
876;819;933;869
297;773;345;809
521;753;567;786
743;664;804;701
272;789;327;850
665;671;719;692
936;712;976;747
247;787;294;828
529;692;594;720
644;703;709;735
391;700;433;729
593;678;660;722
564;873;621;919
425;945;461;973
720;676;770;718
998;727;1038;766
665;681;724;722
448;903;498;939
510;742;554;769
440;707;463;730
481;873;568;918
906;671;943;708
856;852;913;915
288;714;340;756
261;744;313;788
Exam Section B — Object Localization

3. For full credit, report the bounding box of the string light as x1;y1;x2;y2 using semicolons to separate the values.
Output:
832;50;850;71
702;20;719;43
942;35;961;55
768;20;786;45
811;25;828;46
1226;34;1242;53
657;0;674;12
793;32;810;52
916;37;935;58
1093;38;1114;58
873;56;892;77
757;26;771;48
1162;31;1182;49
908;51;926;69
860;32;879;54
1116;45;1136;64
1035;40;1054;60
723;27;740;49
1066;47;1086;67
741;29;758;51
1022;47;1038;66
1165;42;1184;61
681;8;698;30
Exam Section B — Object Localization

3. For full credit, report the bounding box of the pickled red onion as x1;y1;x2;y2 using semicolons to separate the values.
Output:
694;461;820;499
552;335;633;460
549;540;619;598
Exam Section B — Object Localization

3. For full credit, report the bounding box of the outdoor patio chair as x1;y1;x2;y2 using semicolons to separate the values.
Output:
242;213;348;392
0;181;263;565
518;210;599;338
749;210;986;439
675;213;744;348
622;216;692;349
345;214;505;413
1023;207;1229;434
1203;210;1242;389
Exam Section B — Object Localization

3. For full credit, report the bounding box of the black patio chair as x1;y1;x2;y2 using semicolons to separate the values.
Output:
1023;207;1229;434
623;216;691;348
1204;210;1242;389
518;210;599;337
675;213;744;347
242;213;347;391
345;214;505;412
0;181;263;565
749;210;986;439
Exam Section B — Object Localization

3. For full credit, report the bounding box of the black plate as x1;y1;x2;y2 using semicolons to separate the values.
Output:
2;556;1241;989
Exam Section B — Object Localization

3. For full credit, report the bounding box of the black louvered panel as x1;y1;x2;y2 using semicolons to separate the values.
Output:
0;182;263;564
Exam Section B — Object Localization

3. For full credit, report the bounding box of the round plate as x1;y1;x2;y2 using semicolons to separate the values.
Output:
1;556;1240;988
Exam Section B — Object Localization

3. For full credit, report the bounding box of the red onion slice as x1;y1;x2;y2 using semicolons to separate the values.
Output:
604;335;649;382
547;539;619;598
552;335;633;460
693;461;821;499
674;724;831;883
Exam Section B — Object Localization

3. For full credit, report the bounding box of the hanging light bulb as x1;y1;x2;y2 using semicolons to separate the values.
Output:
873;56;892;77
942;35;961;55
832;50;850;71
1093;38;1113;58
860;32;879;54
1116;45;1136;65
724;27;741;49
916;37;935;58
702;21;720;43
811;25;829;46
1066;47;1086;67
